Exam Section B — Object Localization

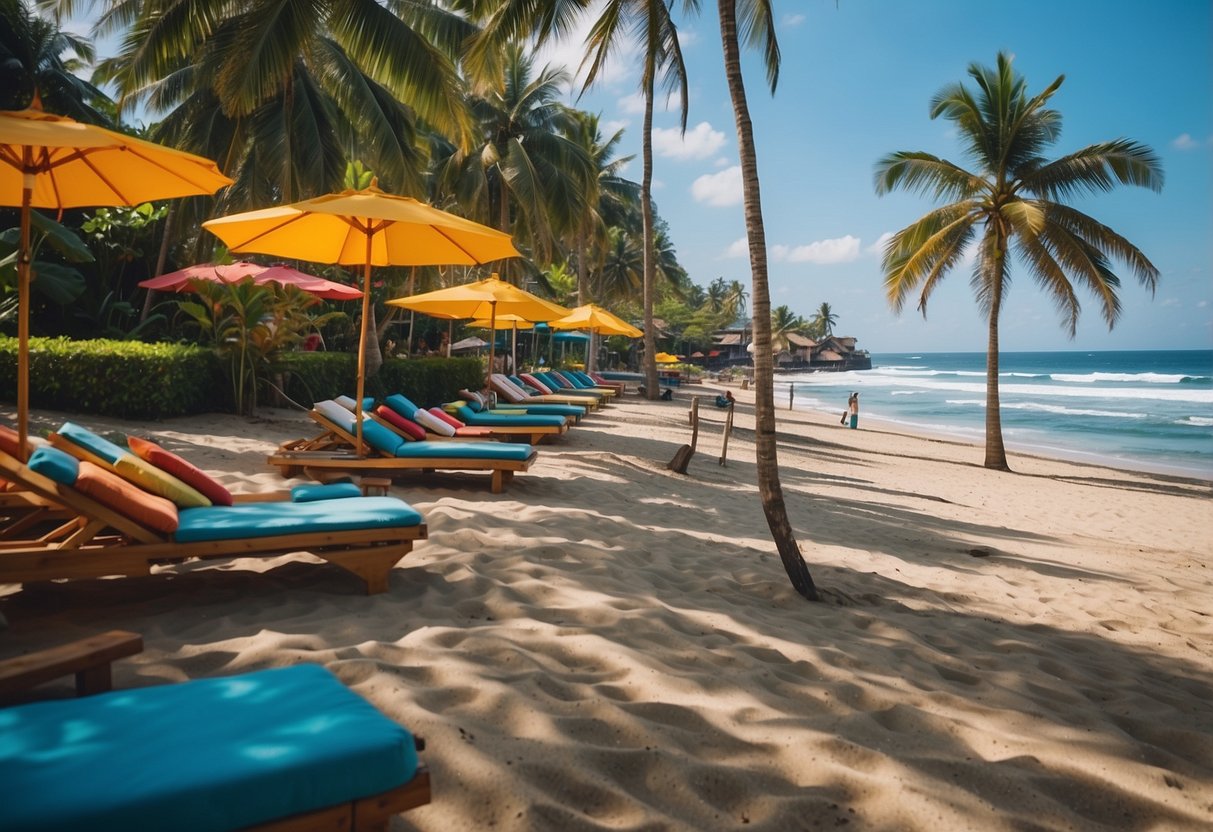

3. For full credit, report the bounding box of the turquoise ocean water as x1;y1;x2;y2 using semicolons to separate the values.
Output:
777;350;1213;479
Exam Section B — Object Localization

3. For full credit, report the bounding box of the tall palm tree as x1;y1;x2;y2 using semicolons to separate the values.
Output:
813;301;837;337
78;0;474;213
433;43;594;273
876;52;1161;471
727;277;749;351
470;0;694;400
716;0;818;600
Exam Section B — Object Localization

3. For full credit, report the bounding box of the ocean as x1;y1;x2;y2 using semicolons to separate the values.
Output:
776;350;1213;479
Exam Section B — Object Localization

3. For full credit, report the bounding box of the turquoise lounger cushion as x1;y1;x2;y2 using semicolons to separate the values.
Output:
360;418;406;456
451;404;565;428
0;664;419;832
57;421;128;464
394;441;534;461
383;394;420;420
291;482;362;502
174;496;422;543
27;445;80;484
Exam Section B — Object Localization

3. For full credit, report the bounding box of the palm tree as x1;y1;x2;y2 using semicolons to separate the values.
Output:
433;43;594;272
597;227;644;303
471;0;693;400
0;0;111;121
79;0;474;213
716;0;818;600
876;52;1161;471
728;277;749;352
770;304;805;352
813;301;837;337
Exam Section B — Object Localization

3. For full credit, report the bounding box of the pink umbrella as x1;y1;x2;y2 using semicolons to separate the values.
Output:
139;261;362;300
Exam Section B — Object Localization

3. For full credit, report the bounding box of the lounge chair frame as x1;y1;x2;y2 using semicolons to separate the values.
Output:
270;411;535;494
0;450;427;594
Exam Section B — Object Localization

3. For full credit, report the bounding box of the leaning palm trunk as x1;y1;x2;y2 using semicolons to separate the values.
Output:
717;0;818;600
640;81;660;399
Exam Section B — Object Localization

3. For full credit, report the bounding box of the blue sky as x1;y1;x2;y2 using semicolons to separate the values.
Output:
534;0;1213;353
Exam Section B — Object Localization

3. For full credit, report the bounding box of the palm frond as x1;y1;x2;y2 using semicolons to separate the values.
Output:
874;151;983;200
1020;139;1164;201
736;0;778;91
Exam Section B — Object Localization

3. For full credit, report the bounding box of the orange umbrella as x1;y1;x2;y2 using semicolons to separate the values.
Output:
203;187;521;455
0;107;232;458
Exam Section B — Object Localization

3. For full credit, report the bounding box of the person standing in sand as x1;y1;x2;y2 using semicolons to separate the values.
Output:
848;392;860;429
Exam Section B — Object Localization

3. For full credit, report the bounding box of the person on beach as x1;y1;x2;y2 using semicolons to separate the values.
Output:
840;393;855;426
848;392;860;429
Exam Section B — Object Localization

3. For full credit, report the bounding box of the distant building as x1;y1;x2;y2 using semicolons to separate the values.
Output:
705;327;870;371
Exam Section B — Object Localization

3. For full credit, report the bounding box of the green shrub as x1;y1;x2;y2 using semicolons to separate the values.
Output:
277;353;484;407
0;335;223;419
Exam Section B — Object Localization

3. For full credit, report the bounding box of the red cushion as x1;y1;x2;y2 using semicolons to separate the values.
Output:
0;423;20;456
127;436;234;506
74;460;179;534
375;406;425;441
428;408;465;429
520;374;552;394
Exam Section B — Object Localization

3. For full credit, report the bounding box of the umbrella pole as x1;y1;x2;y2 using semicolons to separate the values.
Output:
487;302;497;389
511;322;517;375
16;160;33;461
446;321;452;358
355;238;372;457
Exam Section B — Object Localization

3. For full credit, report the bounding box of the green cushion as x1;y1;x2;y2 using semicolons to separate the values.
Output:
0;664;419;832
174;496;422;543
394;441;534;461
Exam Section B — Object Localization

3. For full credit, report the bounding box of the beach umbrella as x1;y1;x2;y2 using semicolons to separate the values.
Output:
202;187;520;455
468;313;536;372
547;303;642;372
655;352;680;364
0;106;232;459
388;274;570;387
139;261;362;300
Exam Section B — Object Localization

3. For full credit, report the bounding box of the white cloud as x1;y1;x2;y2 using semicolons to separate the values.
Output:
724;237;750;258
652;122;727;160
617;93;647;115
651;178;666;191
866;231;894;257
532;1;637;91
691;166;743;206
1170;133;1212;150
773;235;863;264
783;13;806;27
600;119;630;139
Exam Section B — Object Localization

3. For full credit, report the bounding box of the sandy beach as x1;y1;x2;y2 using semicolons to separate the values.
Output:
2;386;1211;831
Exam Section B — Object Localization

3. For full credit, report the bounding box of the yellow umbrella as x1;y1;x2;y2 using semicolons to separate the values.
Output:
655;352;681;364
468;314;535;373
547;303;642;372
203;187;520;455
388;275;569;386
0;107;232;459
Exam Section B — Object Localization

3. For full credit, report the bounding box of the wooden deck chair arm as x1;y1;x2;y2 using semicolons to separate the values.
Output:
0;630;143;702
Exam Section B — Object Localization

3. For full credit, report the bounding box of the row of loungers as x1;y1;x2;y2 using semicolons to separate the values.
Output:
268;387;605;493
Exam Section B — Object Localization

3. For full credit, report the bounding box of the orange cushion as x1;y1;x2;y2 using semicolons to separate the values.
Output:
0;423;19;456
127;437;234;506
74;460;179;533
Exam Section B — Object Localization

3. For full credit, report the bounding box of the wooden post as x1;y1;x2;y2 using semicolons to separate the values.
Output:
667;396;700;473
788;382;795;410
719;401;734;466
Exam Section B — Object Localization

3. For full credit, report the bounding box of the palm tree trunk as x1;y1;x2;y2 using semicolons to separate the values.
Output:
984;280;1010;471
717;0;818;601
640;77;659;400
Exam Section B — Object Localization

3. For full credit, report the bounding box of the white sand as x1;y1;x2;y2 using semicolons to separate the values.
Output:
3;389;1211;831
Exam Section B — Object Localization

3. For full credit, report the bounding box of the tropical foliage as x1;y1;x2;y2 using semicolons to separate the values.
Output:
875;52;1161;470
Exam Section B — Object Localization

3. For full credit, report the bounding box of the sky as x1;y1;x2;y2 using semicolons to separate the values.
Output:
73;0;1212;354
532;0;1213;354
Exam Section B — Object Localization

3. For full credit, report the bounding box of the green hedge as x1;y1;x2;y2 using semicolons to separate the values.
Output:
0;336;485;419
277;353;485;408
0;335;223;419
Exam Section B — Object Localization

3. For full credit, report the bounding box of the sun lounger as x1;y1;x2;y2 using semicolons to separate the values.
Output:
382;394;569;445
270;401;537;494
490;373;603;410
587;371;627;396
0;659;431;831
518;373;609;405
535;370;617;398
0;424;427;594
458;389;587;422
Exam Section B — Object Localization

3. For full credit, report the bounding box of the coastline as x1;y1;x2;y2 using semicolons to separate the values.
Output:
2;393;1211;831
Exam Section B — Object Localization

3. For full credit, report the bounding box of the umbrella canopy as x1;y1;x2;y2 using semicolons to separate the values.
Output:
388;275;569;385
139;261;362;300
1;107;232;459
203;187;520;455
655;352;681;364
547;303;642;338
467;313;535;330
450;336;488;352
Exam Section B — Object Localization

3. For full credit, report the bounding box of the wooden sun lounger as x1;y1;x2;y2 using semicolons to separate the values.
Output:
270;411;537;494
0;639;432;830
0;449;427;594
490;374;604;410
